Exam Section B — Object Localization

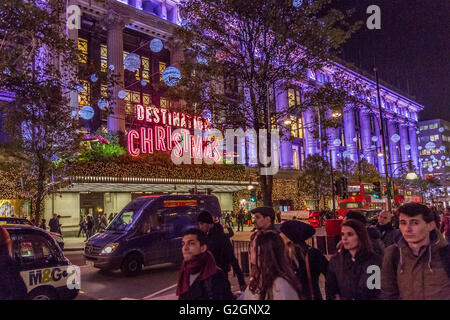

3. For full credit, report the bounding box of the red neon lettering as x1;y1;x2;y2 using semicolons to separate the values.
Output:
166;126;173;150
180;113;186;128
168;112;172;126
153;108;160;124
127;130;140;156
190;134;203;159
172;112;180;127
145;106;152;123
136;105;145;121
155;126;166;151
140;127;153;154
160;109;167;125
172;132;183;157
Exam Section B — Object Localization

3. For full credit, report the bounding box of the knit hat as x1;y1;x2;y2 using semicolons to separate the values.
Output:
197;210;214;224
0;227;11;250
280;220;316;244
250;206;275;220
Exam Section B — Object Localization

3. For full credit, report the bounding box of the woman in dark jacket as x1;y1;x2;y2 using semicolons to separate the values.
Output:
0;227;28;300
280;220;328;300
326;219;382;300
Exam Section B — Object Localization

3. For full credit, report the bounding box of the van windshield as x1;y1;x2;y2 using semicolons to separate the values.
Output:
107;198;154;232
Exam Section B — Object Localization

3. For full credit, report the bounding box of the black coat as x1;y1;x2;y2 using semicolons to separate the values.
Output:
326;250;382;300
375;223;401;248
205;224;245;286
0;253;28;300
367;226;385;256
293;247;329;300
178;268;234;300
49;218;61;234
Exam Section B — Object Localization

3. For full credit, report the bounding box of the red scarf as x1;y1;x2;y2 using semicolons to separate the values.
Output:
176;250;217;296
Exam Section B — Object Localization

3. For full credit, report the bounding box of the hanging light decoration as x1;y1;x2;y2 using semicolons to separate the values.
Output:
440;146;446;151
333;139;341;147
391;134;401;143
141;80;148;87
343;150;351;158
439;127;444;133
150;38;163;53
405;144;411;150
108;64;115;71
162;66;182;86
79;105;95;120
76;84;84;92
425;142;436;150
372;136;378;142
90;74;98;82
293;0;303;7
98;99;108;110
118;90;127;99
124;53;141;72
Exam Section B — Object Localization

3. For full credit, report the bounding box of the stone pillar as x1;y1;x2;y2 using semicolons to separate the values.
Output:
408;124;420;171
161;0;168;20
277;89;293;169
399;122;410;163
387;119;401;175
360;108;373;165
343;107;357;162
105;10;129;134
303;108;318;157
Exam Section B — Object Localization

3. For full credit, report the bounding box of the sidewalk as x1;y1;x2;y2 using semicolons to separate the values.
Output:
64;236;86;251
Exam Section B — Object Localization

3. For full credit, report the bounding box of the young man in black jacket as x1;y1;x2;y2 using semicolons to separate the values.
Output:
197;211;247;292
177;228;234;300
375;210;401;248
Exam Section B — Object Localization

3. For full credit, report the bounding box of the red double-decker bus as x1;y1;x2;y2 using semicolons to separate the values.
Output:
337;182;386;218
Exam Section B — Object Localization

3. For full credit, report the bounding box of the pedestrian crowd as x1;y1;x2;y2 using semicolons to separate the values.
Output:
176;203;450;300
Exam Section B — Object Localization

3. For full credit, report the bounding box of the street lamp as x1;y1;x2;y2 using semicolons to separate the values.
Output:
388;160;418;206
331;111;342;118
284;118;292;126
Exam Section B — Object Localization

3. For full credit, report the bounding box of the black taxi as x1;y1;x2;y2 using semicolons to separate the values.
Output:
4;225;79;300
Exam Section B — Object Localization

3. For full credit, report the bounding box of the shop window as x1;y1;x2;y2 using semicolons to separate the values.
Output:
78;80;90;108
290;116;303;139
159;61;166;81
160;97;169;109
78;38;88;64
143;94;151;106
100;44;108;72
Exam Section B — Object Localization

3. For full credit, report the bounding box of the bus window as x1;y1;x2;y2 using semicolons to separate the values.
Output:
339;202;363;209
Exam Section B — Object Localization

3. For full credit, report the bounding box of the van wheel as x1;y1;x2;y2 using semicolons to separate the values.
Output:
121;254;142;276
28;287;58;300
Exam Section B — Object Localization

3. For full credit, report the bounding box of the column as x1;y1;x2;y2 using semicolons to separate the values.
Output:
387;119;401;175
360;108;374;165
302;108;318;157
277;89;293;169
399;122;410;163
326;120;339;168
105;10;128;134
343;107;357;162
161;0;168;20
408;124;420;171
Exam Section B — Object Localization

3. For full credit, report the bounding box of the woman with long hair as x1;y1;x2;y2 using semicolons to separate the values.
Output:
280;220;328;300
326;219;382;300
242;230;303;300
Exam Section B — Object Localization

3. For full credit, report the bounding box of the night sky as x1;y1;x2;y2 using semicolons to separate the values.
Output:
334;0;450;122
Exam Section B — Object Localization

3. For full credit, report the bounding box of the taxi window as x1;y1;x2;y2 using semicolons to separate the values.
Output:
17;234;58;268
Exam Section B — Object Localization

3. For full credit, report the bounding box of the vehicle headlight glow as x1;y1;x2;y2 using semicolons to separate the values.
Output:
101;243;119;255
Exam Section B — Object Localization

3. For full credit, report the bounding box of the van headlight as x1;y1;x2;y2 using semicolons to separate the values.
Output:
101;243;119;255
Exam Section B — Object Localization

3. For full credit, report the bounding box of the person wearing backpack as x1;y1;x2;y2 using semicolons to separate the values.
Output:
381;203;450;300
177;228;234;300
440;207;450;239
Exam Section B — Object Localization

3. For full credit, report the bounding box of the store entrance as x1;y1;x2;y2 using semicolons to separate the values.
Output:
80;192;104;232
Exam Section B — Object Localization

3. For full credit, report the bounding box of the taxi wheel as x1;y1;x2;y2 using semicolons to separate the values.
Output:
121;254;142;276
28;287;58;300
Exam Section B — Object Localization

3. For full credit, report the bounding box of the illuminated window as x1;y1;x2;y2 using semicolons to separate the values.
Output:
101;44;108;72
292;146;300;170
429;123;438;130
420;125;428;131
143;94;151;106
142;57;150;82
290;116;303;139
78;80;90;107
78;38;88;64
430;134;440;142
159;61;166;81
160;97;169;109
288;88;301;107
101;85;108;98
432;149;440;154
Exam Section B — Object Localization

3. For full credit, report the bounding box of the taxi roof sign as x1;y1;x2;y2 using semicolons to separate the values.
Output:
163;200;198;207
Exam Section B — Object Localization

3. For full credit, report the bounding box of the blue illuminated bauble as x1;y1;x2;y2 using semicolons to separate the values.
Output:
97;99;108;110
416;130;420;134
90;74;98;82
439;127;444;133
79;105;94;120
71;110;78;118
418;146;422;150
391;134;401;143
441;156;446;160
371;145;376;149
162;66;182;87
76;84;84;92
440;146;446;151
118;90;127;99
150;38;163;53
124;53;141;72
197;56;208;65
333;139;341;147
293;0;302;7
360;154;364;158
353;137;358;142
405;144;411;151
108;65;115;71
141;80;148;87
425;142;436;150
428;166;434;172
181;19;190;29
372;136;378;142
343;151;351;158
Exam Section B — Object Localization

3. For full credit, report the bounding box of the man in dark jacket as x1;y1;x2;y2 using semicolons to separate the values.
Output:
0;227;28;300
197;211;247;292
49;213;59;233
375;210;401;248
177;228;234;300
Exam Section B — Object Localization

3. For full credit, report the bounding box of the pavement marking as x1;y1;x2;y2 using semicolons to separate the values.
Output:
143;283;177;300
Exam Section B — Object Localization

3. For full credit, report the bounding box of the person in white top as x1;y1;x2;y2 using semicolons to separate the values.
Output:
242;230;303;300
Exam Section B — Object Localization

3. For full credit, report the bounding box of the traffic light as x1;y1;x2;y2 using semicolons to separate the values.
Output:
373;181;382;198
341;177;349;199
250;189;256;202
257;191;262;201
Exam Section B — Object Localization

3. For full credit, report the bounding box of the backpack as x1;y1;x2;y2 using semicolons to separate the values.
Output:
392;244;450;278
